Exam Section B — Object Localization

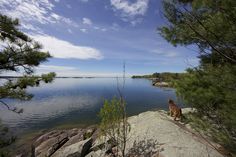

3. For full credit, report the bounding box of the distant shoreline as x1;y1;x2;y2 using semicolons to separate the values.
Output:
0;76;132;79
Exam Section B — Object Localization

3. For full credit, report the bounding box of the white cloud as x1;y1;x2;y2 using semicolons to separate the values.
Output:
82;17;92;25
50;13;61;20
37;65;78;72
0;64;128;77
0;0;78;32
67;29;72;33
35;65;81;76
30;34;103;60
80;0;89;2
93;26;108;32
80;28;87;33
20;23;44;33
110;0;149;25
151;49;178;58
66;4;72;9
101;28;107;32
130;17;143;26
94;26;100;30
111;23;120;31
35;65;128;77
81;18;107;32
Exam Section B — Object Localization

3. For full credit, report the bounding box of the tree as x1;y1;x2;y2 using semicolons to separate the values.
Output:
99;63;130;157
0;14;55;112
152;72;160;78
0;14;55;155
159;0;236;63
99;97;127;156
159;0;236;154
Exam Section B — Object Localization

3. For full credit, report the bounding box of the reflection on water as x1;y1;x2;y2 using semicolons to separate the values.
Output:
0;78;178;135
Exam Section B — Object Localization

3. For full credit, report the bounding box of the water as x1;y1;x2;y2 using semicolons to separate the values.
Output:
0;78;178;135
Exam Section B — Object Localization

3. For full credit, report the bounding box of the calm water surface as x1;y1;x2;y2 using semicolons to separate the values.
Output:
0;78;178;135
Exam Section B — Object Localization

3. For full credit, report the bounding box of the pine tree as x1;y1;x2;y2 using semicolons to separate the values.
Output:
159;0;236;154
0;14;55;156
0;14;55;112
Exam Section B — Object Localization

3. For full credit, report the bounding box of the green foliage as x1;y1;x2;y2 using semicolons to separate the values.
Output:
0;14;56;155
0;15;27;42
0;14;51;73
0;13;56;102
131;74;153;79
132;72;184;82
99;97;123;139
159;0;236;63
0;73;55;101
99;97;130;156
175;64;236;150
159;0;236;154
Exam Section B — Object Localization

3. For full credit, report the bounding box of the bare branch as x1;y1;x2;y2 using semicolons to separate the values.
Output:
0;100;23;114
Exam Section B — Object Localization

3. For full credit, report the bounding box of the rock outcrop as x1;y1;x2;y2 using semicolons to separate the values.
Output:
51;138;92;157
28;108;225;157
125;109;224;157
33;127;96;157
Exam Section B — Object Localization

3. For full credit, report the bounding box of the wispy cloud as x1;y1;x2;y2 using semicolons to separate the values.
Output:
66;4;72;9
30;34;103;60
80;0;89;2
80;28;87;33
151;49;179;58
67;29;72;34
36;64;127;77
111;23;120;31
0;0;78;32
82;17;93;25
37;65;78;73
110;0;149;25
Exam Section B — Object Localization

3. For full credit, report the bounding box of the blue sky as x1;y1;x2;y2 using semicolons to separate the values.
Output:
0;0;199;77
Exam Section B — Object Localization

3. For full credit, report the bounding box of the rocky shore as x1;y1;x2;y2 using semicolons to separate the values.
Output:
152;81;170;87
16;108;225;157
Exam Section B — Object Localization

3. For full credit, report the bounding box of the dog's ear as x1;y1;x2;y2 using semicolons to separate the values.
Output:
168;99;173;104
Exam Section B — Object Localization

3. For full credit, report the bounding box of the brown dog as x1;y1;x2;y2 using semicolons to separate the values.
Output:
168;99;182;121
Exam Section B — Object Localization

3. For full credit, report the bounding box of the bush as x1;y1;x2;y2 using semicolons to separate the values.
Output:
175;64;236;153
99;97;130;157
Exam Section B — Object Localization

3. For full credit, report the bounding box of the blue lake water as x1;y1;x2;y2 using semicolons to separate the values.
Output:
0;78;178;135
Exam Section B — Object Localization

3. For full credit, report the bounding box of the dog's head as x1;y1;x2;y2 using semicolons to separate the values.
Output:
168;99;174;105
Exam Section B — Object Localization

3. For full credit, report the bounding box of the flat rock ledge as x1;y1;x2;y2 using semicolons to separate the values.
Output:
17;108;225;157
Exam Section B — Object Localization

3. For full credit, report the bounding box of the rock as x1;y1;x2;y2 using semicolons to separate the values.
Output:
181;108;196;114
32;108;225;157
85;150;103;157
90;136;116;153
83;127;96;140
35;132;68;157
125;109;224;157
34;130;64;147
52;138;93;157
67;128;83;138
34;128;97;157
62;131;84;147
47;136;69;156
154;82;169;87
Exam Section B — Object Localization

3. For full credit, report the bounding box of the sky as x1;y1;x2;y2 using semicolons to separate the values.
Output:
0;0;199;77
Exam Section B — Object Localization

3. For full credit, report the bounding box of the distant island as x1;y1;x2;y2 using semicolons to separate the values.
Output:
132;72;185;87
